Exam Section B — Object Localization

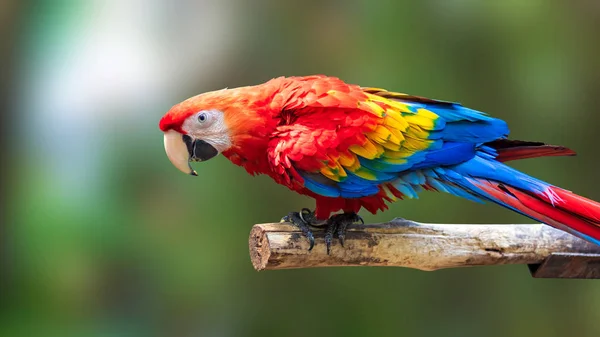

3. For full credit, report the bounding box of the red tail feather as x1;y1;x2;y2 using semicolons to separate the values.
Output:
543;187;600;223
470;179;600;242
488;139;576;162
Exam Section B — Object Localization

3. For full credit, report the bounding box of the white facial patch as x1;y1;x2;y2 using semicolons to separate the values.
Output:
181;109;232;153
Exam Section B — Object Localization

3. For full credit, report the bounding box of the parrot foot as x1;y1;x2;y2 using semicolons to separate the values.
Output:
281;208;320;251
281;209;363;254
324;212;364;255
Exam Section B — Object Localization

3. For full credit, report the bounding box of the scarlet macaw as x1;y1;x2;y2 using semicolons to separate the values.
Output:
159;75;600;253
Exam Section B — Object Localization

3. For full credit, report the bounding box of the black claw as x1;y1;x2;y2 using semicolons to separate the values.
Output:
336;221;349;248
300;208;318;225
307;232;315;251
285;211;315;251
338;231;345;248
324;212;364;254
325;236;332;255
281;209;363;254
324;219;337;255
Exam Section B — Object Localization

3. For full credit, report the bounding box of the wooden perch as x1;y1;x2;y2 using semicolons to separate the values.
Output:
248;219;600;278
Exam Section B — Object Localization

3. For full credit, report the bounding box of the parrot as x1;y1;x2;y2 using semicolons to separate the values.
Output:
159;75;600;253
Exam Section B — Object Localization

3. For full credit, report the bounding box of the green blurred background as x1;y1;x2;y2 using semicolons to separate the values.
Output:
2;1;600;336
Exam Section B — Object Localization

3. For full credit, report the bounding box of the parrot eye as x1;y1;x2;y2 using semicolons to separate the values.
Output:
198;112;208;123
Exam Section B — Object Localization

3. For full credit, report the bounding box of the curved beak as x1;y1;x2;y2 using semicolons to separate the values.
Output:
163;130;219;176
164;130;197;176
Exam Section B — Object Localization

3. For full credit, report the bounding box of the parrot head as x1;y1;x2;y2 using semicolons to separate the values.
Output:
159;86;272;176
159;89;237;176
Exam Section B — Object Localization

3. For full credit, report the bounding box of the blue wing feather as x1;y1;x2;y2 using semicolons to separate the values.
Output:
300;98;511;199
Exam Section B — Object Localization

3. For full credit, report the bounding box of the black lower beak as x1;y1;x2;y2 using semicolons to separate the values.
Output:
183;135;219;163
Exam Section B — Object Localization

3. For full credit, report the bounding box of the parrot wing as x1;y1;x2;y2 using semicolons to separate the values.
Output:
268;78;508;200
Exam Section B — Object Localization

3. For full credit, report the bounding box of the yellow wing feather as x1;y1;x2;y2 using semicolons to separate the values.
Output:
324;91;441;182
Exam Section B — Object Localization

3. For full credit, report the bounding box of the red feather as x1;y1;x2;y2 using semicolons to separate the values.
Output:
488;139;576;162
471;179;600;241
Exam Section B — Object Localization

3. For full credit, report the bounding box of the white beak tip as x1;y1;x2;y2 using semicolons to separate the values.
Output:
164;130;196;176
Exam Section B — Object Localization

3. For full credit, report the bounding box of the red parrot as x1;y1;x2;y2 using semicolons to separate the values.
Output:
159;75;600;252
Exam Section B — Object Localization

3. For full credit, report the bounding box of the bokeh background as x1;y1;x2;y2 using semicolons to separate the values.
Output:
2;1;600;336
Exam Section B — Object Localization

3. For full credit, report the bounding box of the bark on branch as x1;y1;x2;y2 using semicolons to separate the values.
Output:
249;219;600;277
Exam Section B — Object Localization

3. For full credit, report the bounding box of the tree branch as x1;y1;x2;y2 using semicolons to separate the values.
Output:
248;219;600;278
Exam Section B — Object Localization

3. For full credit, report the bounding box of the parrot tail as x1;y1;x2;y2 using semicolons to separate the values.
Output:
444;156;600;245
486;139;576;162
470;179;600;245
